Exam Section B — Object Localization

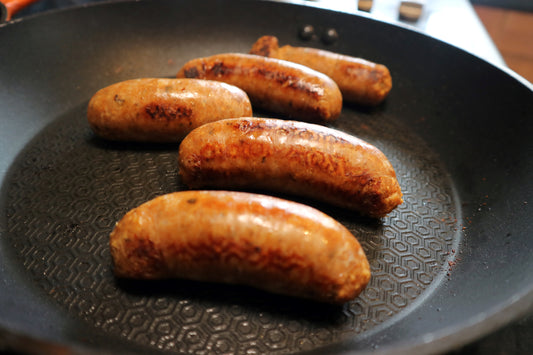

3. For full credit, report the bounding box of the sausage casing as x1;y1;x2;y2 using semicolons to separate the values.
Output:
178;118;403;218
109;190;371;304
250;36;392;106
87;78;252;142
176;53;342;122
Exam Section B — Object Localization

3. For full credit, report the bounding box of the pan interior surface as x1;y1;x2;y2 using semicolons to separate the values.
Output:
0;0;532;354
2;101;460;353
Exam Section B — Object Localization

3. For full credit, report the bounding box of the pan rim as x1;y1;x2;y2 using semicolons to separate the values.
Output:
1;0;532;354
304;284;533;354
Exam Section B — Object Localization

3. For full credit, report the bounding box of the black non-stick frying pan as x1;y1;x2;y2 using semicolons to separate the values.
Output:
1;0;532;354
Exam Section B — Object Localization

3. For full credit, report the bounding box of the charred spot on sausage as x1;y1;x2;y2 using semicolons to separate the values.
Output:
113;94;125;105
212;61;233;77
125;237;166;277
254;68;322;99
145;103;192;121
183;67;200;78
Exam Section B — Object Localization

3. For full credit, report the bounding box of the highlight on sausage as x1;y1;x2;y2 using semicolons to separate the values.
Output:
87;78;252;143
178;117;403;218
109;190;371;304
176;53;342;122
250;35;392;106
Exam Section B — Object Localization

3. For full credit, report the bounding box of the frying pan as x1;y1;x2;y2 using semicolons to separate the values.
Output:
0;0;532;354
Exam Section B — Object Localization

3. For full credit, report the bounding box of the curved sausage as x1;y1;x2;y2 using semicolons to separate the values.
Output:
176;53;342;122
109;190;371;304
178;118;403;218
250;35;392;106
87;78;252;143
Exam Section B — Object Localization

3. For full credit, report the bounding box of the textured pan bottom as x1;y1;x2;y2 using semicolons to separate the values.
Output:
2;104;461;354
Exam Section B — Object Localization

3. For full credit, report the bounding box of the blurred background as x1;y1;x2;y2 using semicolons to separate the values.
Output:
472;0;533;83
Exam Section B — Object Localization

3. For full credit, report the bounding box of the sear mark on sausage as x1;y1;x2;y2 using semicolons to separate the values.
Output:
145;103;193;122
121;237;166;278
255;67;324;99
114;94;125;105
231;118;350;146
183;67;200;78
212;61;230;76
184;59;323;100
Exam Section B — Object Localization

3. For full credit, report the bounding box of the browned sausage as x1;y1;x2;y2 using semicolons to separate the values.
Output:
87;78;252;143
176;53;342;122
250;35;392;106
178;118;403;218
109;190;371;304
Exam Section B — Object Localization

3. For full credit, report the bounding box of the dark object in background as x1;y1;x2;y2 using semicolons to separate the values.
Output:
470;0;533;12
12;0;103;18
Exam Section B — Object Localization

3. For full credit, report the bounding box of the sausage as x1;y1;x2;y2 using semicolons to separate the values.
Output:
87;78;252;143
109;190;371;304
176;53;342;122
178;118;403;218
250;35;392;106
